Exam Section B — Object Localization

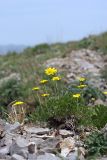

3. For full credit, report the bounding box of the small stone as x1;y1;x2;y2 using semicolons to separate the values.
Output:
28;153;37;160
37;153;60;160
94;99;104;105
30;137;44;146
16;136;29;148
9;137;28;155
17;149;28;159
28;142;37;154
0;146;9;155
67;150;78;160
5;122;21;133
0;124;5;138
11;154;26;160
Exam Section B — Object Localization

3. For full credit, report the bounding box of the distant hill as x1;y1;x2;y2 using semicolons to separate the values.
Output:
0;44;27;54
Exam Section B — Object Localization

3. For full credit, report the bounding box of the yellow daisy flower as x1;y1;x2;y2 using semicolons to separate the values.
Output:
41;93;50;97
32;87;40;91
79;77;86;82
103;91;107;95
40;79;48;84
52;76;61;81
45;67;57;76
13;101;24;106
72;93;81;98
77;84;87;88
91;98;95;101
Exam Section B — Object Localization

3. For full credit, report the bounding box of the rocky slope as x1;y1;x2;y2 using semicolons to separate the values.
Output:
45;49;107;89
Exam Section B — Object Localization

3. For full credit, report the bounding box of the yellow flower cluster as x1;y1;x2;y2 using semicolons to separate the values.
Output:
31;67;60;99
45;67;57;76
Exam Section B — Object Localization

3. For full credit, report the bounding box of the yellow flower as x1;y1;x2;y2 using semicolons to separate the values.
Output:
41;93;50;97
79;77;86;82
91;98;95;101
73;93;81;98
32;87;40;91
13;101;24;106
45;67;57;76
77;84;87;88
52;76;61;81
40;79;48;84
103;91;107;95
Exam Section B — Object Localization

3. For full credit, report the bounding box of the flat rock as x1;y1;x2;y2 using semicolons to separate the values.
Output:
37;137;60;152
24;127;50;135
11;154;26;160
30;137;44;145
59;129;74;138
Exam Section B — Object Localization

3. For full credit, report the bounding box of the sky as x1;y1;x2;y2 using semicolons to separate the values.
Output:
0;0;107;45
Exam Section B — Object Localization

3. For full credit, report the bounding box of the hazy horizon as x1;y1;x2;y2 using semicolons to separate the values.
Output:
0;0;107;45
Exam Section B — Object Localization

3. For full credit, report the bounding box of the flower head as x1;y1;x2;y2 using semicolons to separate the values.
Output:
32;87;40;91
91;97;95;101
45;67;57;76
72;93;81;98
41;93;50;97
40;79;48;84
103;91;107;95
52;76;61;81
77;84;87;88
79;77;86;82
13;101;24;106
